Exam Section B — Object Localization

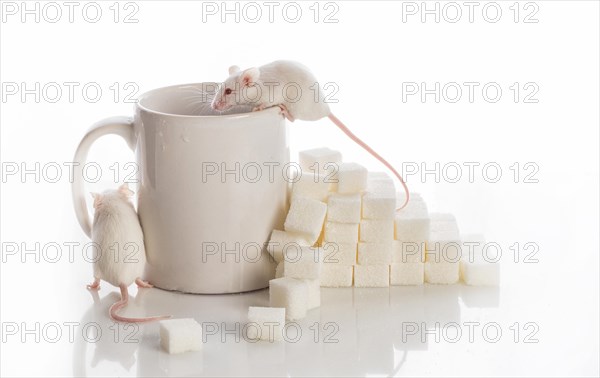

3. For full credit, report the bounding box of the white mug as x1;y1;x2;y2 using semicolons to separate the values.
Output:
72;83;289;294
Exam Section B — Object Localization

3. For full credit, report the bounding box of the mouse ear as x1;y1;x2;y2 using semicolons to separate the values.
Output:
241;67;260;87
90;192;103;209
118;183;134;198
228;65;240;75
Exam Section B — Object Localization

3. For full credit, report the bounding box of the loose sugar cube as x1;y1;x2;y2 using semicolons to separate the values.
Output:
247;307;286;342
267;230;312;263
299;147;342;173
320;265;353;287
303;278;321;309
324;221;359;243
291;172;330;202
270;277;309;320
390;263;424;285
360;219;394;242
337;162;368;194
284;197;327;244
424;213;460;284
159;318;203;354
283;247;323;279
395;194;430;241
357;242;393;265
322;242;357;265
392;240;426;263
275;262;284;278
362;191;397;220
354;265;390;287
460;234;500;286
327;193;361;223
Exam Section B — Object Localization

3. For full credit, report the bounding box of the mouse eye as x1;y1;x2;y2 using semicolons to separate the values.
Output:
224;88;232;95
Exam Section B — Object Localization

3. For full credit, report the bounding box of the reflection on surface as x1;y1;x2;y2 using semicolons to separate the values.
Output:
459;285;501;308
75;284;499;376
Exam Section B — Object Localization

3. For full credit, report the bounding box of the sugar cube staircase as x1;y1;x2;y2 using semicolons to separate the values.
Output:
255;147;500;324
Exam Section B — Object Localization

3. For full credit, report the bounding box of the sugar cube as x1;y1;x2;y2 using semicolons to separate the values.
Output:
359;219;394;242
426;213;461;263
159;318;203;354
357;242;393;265
324;221;359;243
368;171;394;184
283;247;323;279
291;172;330;202
298;147;341;192
327;193;361;223
392;240;426;263
267;230;312;263
390;263;424;285
424;213;461;284
354;265;389;287
247;306;286;342
396;191;424;208
269;277;309;320
275;262;284;278
362;191;397;220
337;162;368;194
284;197;327;244
424;261;459;284
320;265;353;287
460;234;500;286
299;147;342;173
322;242;357;266
428;213;460;243
367;172;395;195
303;278;321;309
395;194;430;241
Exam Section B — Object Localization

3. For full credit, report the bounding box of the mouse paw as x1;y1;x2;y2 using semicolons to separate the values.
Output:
277;104;294;122
252;104;266;112
135;278;153;288
87;279;101;291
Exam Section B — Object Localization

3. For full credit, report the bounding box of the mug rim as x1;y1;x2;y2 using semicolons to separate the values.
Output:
136;82;276;119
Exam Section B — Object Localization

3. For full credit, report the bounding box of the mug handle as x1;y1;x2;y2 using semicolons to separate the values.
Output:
72;116;136;238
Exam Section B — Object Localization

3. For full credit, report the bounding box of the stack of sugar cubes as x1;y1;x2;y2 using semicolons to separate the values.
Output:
246;246;322;342
263;147;499;320
163;147;499;347
264;149;336;321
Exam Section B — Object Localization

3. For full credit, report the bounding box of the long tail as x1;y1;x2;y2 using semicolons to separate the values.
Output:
109;284;171;323
328;113;410;210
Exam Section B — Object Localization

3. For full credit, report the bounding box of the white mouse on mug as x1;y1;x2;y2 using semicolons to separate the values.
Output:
211;60;410;209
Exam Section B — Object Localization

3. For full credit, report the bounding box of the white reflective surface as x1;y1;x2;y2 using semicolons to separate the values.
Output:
1;236;598;377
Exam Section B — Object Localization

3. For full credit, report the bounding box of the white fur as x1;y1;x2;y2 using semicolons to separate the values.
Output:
212;60;331;121
91;185;146;287
212;61;411;210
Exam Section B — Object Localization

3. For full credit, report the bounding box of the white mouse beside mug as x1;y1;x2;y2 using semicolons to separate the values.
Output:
87;183;170;323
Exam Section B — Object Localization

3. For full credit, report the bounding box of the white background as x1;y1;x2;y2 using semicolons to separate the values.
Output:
1;1;599;376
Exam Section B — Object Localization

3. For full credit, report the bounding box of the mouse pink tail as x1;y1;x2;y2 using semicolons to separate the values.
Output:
109;285;171;323
328;113;410;210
